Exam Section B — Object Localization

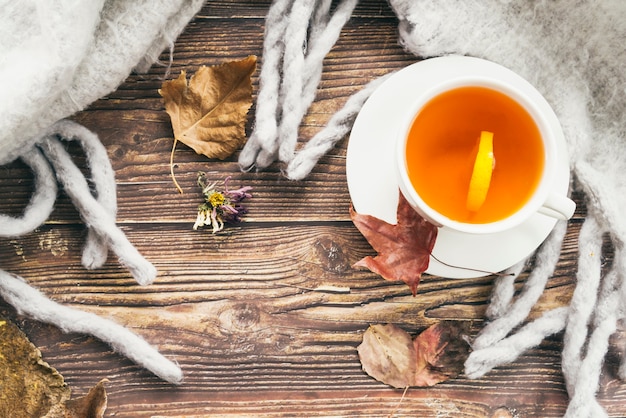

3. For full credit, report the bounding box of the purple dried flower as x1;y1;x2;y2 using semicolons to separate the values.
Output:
194;174;252;233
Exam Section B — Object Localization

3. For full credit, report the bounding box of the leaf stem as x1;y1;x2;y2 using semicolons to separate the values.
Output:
170;138;183;194
430;254;514;277
387;386;410;418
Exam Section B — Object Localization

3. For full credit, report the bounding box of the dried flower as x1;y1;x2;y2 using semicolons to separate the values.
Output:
194;174;252;233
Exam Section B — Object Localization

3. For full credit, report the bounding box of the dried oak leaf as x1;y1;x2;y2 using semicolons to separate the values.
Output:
0;316;107;418
350;193;438;296
357;322;470;389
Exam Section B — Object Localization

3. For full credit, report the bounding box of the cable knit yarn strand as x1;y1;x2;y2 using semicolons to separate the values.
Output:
465;307;569;380
52;120;117;270
272;0;317;164
286;73;393;180
469;221;567;351
564;269;620;418
0;271;182;384
0;148;57;236
237;0;291;170
464;221;567;376
484;259;527;321
561;215;605;396
278;0;359;164
238;0;358;172
38;125;157;286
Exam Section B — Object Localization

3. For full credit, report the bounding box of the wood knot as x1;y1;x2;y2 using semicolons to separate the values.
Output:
308;237;349;273
217;302;261;334
109;144;127;160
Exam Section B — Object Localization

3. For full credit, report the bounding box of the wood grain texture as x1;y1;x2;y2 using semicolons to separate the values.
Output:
1;0;625;416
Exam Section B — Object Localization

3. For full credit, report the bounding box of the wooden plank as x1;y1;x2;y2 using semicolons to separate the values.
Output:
1;0;623;416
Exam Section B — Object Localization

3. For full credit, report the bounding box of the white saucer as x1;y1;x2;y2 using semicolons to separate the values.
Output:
346;56;571;279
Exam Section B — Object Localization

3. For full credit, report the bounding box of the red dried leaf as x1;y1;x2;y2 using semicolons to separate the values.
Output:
357;322;470;389
350;193;438;295
413;322;471;386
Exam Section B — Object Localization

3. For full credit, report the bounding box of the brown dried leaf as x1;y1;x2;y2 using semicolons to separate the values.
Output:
0;316;108;418
159;55;256;191
160;55;256;159
350;193;438;296
357;324;416;389
60;379;108;418
357;322;470;388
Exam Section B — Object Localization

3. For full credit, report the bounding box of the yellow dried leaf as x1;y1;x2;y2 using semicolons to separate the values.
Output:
0;315;108;418
159;55;257;192
0;315;70;417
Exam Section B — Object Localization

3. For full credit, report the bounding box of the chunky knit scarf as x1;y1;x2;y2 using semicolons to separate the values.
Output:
240;1;626;416
0;0;204;384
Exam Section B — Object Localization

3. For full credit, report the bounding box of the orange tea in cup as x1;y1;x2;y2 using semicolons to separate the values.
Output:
404;85;545;224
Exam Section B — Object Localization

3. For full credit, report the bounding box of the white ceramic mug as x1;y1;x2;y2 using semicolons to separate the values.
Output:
395;70;575;235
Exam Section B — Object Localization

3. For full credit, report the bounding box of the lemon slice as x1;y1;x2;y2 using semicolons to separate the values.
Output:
466;131;495;212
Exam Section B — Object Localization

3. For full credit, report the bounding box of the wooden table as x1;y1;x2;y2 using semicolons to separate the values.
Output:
1;1;625;416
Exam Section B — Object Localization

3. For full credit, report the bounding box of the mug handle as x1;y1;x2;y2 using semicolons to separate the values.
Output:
538;193;576;220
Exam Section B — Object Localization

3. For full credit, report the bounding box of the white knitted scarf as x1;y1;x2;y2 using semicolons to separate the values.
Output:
0;0;205;384
241;1;626;416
